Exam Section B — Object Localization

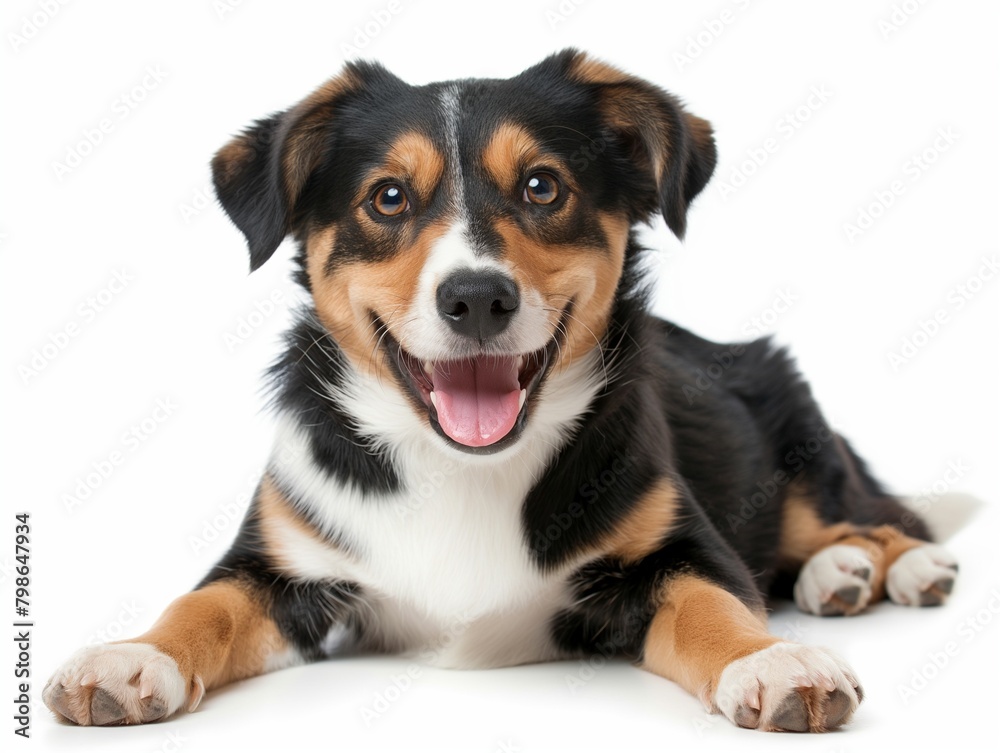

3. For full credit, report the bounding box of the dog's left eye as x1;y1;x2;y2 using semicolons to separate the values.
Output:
523;173;560;205
371;184;409;216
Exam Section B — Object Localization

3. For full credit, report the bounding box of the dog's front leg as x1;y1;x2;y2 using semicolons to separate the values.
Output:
642;574;863;732
43;579;293;726
44;474;366;726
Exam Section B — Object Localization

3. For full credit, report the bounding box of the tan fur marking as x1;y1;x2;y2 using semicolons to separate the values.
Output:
282;69;362;202
602;478;678;562
212;138;254;186
256;475;345;571
213;69;361;208
126;581;286;692
601;94;669;179
566;55;673;184
780;487;932;602
364;131;446;203
481;123;548;190
495;211;629;370
686;113;714;156
568;54;630;85
643;575;778;704
826;526;928;602
571;52;713;201
306;220;450;378
778;490;855;565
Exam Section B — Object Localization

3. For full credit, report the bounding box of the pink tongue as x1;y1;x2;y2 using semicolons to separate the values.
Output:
432;356;521;447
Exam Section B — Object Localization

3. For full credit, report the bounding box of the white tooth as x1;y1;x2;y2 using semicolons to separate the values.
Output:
518;356;526;370
423;361;434;375
518;389;526;409
430;391;437;407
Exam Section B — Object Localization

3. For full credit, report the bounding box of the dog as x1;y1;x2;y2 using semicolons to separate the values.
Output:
44;49;959;732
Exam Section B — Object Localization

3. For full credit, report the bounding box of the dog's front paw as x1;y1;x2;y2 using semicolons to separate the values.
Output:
887;544;959;607
43;643;201;726
714;643;862;732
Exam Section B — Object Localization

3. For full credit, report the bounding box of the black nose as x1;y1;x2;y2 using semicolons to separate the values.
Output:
436;270;519;341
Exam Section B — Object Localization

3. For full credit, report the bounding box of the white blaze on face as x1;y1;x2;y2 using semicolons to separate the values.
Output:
396;222;502;361
384;86;558;448
396;223;547;448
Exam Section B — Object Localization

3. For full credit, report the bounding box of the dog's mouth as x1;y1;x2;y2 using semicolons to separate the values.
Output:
381;306;570;453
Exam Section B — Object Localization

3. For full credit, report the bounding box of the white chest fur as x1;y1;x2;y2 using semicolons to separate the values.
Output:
270;418;555;621
264;354;604;665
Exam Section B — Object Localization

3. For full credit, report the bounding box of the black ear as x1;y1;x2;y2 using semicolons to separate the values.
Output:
211;69;361;271
564;51;717;238
658;109;717;239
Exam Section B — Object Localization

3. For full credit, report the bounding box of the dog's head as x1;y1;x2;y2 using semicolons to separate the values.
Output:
212;49;715;454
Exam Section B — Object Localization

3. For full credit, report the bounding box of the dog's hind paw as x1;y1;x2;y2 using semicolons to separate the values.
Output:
886;544;958;607
793;545;875;616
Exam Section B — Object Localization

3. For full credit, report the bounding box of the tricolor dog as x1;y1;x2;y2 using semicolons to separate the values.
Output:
45;50;959;732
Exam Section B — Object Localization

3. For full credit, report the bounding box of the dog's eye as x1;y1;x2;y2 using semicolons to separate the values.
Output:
371;184;409;216
523;173;559;205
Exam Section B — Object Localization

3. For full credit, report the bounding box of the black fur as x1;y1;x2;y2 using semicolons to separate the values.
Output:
206;49;934;662
267;312;401;494
198;495;368;660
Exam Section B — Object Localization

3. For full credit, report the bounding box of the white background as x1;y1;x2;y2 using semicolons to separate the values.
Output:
3;0;998;751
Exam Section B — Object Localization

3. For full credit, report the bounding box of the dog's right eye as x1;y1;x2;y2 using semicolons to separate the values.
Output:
370;184;409;217
523;172;560;205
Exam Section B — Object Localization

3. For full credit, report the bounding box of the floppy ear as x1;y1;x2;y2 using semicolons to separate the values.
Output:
211;69;361;271
565;50;717;238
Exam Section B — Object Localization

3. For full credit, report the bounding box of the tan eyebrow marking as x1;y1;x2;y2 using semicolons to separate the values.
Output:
481;122;550;190
359;131;445;204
